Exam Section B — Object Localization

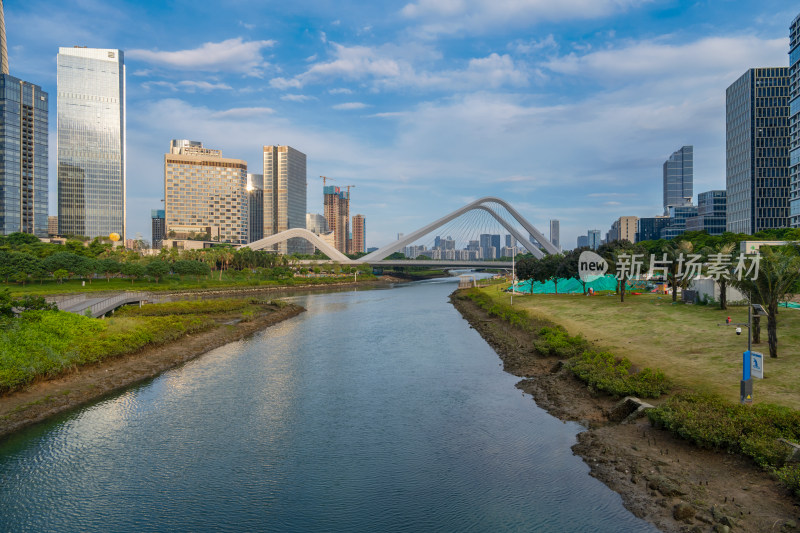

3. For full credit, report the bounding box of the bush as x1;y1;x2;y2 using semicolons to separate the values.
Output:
533;326;588;357
569;349;671;398
648;394;800;494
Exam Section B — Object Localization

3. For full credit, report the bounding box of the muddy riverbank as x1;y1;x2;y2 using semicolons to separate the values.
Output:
451;291;800;533
0;304;304;440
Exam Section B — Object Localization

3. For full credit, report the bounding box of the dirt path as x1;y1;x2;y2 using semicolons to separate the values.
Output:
0;305;304;440
451;292;800;533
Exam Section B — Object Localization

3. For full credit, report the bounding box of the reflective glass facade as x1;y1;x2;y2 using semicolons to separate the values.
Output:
663;146;693;212
0;74;48;236
57;47;125;239
685;190;727;235
726;68;789;234
264;145;307;254
635;217;669;242
247;173;263;242
661;205;699;240
790;14;800;226
151;209;165;249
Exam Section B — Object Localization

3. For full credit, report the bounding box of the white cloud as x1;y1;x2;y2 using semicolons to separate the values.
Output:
329;88;354;94
544;36;788;83
270;43;527;91
281;94;315;102
401;0;651;36
332;102;369;110
212;107;275;118
179;81;233;92
128;38;276;76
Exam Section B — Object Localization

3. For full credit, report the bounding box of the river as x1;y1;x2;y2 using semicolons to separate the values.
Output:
0;277;657;532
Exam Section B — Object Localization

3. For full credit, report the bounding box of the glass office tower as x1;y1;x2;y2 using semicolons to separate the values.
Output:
726;68;789;234
790;14;800;227
0;0;49;237
0;76;48;237
663;146;693;212
57;47;125;239
264;145;307;255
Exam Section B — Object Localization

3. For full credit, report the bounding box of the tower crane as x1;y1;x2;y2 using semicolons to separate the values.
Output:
319;175;336;187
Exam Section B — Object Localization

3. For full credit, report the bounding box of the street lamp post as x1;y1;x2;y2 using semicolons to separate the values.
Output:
511;247;516;306
721;296;768;404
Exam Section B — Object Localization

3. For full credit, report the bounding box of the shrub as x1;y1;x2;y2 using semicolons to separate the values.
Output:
533;326;588;357
569;349;671;398
648;393;800;494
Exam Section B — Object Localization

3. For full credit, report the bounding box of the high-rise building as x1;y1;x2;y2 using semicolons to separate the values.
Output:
0;1;48;238
57;47;125;240
151;209;165;249
726;68;790;234
577;235;589;248
608;216;638;243
306;213;328;234
247;173;263;242
352;214;366;254
663;146;693;212
587;230;601;250
263;145;307;254
47;216;58;237
164;140;248;244
790;14;800;227
636;216;669;242
686;190;727;235
324;185;349;253
479;234;501;259
661;205;699;240
549;219;560;251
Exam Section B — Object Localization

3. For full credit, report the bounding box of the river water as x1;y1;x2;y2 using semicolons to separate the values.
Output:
0;278;656;532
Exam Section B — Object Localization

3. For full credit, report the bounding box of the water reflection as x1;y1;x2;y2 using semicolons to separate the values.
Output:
0;278;656;532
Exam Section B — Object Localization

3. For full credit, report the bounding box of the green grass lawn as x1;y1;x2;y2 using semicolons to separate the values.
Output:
480;286;800;409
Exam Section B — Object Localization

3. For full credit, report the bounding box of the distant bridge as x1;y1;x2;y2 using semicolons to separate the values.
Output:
240;197;556;268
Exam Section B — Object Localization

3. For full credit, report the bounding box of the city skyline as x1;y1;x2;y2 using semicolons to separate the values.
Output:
3;0;795;247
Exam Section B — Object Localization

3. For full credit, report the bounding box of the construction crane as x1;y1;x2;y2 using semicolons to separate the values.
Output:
344;184;356;198
319;175;336;187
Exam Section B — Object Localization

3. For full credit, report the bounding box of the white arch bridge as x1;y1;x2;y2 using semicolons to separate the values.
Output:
244;197;558;268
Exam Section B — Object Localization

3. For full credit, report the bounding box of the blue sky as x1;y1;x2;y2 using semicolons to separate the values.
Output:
6;0;797;248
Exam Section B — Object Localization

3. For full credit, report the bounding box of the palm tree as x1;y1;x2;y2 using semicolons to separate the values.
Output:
730;246;800;358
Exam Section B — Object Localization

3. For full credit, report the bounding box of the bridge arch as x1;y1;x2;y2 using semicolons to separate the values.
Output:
361;197;557;262
244;228;356;263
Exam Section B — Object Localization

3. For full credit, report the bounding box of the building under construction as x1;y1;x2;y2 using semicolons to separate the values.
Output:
324;185;350;253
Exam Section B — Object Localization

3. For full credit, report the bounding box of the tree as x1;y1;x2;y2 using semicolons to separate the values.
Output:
121;262;146;284
145;260;170;283
540;253;569;294
730;246;800;358
660;240;694;303
601;241;648;302
97;258;121;282
562;247;590;294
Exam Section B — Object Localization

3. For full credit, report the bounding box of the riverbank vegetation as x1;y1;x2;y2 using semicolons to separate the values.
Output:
0;298;287;394
0;232;375;296
460;288;671;399
460;283;800;496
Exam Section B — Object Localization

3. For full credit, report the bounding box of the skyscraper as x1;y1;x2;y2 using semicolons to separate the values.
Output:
164;140;248;244
247;173;263;242
57;47;125;239
790;14;800;227
352;214;366;254
263;145;307;254
151;209;165;249
0;1;49;237
726;68;790;234
663;146;693;212
324;185;349;253
549;219;560;251
587;230;601;250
